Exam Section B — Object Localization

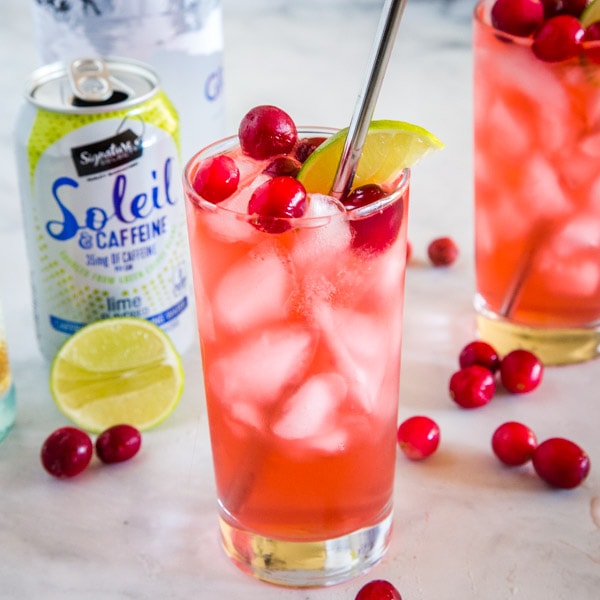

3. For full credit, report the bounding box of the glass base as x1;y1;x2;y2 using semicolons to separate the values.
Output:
476;311;600;366
218;512;393;588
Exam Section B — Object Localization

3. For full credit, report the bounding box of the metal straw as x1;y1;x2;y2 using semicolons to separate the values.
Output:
330;0;408;198
499;220;552;318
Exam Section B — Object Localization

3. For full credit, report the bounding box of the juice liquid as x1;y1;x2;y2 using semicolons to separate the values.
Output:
184;130;409;585
473;0;600;363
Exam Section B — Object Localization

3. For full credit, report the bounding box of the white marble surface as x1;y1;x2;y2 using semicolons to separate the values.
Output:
1;1;599;599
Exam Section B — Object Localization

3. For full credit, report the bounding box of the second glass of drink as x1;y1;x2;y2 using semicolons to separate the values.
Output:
473;0;600;365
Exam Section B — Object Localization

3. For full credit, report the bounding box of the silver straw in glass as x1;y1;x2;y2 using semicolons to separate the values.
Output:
330;0;408;198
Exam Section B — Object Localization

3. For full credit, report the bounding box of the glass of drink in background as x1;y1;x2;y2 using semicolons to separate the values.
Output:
183;125;410;586
473;0;600;365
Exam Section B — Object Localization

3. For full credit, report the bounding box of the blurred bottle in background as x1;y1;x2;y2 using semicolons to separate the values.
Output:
0;299;16;442
30;0;226;162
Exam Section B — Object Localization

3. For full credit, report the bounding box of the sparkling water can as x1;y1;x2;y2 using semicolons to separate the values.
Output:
30;0;225;162
0;299;16;442
15;57;195;361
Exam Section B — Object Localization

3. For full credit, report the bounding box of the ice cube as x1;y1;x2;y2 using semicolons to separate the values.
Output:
517;155;571;219
554;214;599;252
356;240;406;310
542;257;599;298
304;193;345;219
477;152;571;248
272;372;348;441
290;194;351;294
213;242;292;332
480;41;575;155
565;152;600;195
579;131;600;160
235;153;267;185
486;98;532;159
228;401;262;431
221;173;270;214
207;324;316;408
535;214;600;297
502;54;572;153
312;301;389;413
200;199;256;244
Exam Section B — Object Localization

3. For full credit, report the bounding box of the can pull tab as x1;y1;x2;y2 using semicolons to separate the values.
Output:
68;58;113;103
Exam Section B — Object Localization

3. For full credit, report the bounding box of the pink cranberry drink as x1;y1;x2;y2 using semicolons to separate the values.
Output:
473;0;600;364
183;106;409;587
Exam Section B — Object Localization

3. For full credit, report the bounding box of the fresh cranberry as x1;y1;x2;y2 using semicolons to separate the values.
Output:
449;365;496;409
532;438;591;489
500;349;543;393
263;156;302;178
583;23;600;64
427;236;459;266
397;416;441;460
355;579;402;600
95;424;142;464
192;155;239;204
491;0;545;37
583;22;600;41
492;421;538;466
459;340;501;373
541;0;561;16
584;22;600;40
41;427;93;478
294;136;327;163
562;0;589;17
343;184;403;254
238;105;297;160
541;0;589;18
532;15;584;62
540;0;560;16
248;176;307;234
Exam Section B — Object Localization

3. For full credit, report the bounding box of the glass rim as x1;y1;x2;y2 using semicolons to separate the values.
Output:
183;127;410;229
473;0;533;47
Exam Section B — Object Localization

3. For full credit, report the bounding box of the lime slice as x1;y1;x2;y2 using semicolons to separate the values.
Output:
581;0;600;27
297;119;444;194
50;318;184;433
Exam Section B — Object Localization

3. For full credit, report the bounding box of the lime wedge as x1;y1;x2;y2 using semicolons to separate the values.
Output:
50;318;184;433
297;119;444;194
582;0;600;27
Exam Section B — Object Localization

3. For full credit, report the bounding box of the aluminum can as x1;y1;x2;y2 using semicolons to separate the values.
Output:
30;0;225;162
15;57;194;361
